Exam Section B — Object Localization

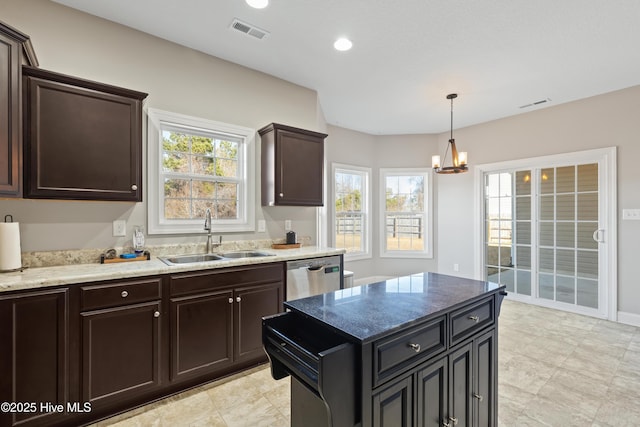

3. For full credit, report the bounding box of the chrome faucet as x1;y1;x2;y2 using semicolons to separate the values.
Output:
204;208;212;232
204;208;220;253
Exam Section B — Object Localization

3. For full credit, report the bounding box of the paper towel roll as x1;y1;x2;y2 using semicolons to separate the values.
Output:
0;222;22;271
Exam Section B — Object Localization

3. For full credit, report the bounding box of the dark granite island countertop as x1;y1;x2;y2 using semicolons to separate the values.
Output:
284;271;504;343
264;271;506;427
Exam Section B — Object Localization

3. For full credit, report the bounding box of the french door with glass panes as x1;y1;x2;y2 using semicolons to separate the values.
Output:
481;149;616;319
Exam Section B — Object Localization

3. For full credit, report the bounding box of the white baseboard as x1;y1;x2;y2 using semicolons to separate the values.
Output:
617;311;640;327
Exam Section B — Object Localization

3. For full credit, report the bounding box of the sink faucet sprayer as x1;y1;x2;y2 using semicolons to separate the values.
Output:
204;208;221;253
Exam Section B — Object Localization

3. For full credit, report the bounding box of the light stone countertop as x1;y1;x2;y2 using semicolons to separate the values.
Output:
0;246;345;293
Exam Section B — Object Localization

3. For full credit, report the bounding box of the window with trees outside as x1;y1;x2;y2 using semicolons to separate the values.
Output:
332;164;371;260
380;168;433;258
147;109;255;234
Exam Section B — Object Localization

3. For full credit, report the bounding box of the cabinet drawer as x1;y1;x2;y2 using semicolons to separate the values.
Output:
374;316;446;385
81;278;162;311
450;296;494;345
170;263;284;297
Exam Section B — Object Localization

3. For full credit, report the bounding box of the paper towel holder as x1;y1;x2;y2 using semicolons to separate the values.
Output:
1;214;24;273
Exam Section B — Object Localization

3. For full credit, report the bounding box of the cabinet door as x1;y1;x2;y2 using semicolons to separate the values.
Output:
0;24;22;197
234;281;283;363
170;289;233;381
0;288;68;427
260;123;327;207
81;301;161;406
473;330;496;427
449;342;473;427
23;66;147;201
372;376;413;427
276;128;324;206
416;357;448;427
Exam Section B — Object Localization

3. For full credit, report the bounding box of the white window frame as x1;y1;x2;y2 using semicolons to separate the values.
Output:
331;163;372;261
379;168;433;258
473;147;617;320
147;108;255;235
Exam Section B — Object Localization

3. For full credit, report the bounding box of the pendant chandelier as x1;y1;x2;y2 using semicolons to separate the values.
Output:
432;93;468;174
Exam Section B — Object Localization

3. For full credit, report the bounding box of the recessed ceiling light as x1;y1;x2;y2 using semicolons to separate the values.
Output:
246;0;268;9
334;37;353;51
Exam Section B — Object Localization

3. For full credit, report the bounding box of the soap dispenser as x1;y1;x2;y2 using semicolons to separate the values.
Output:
133;226;145;254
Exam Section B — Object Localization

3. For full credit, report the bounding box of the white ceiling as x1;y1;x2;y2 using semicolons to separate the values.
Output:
52;0;640;135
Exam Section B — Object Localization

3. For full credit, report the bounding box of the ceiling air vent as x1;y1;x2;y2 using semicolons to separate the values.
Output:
519;98;552;109
231;18;269;40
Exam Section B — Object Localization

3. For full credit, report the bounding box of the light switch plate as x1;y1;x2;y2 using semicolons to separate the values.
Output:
622;209;640;220
258;220;266;232
113;220;126;237
285;220;292;231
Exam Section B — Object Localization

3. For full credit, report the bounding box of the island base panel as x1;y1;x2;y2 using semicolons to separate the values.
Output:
291;378;331;427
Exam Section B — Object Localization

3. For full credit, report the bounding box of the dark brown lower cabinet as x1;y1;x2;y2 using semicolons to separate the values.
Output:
372;329;496;427
0;260;287;427
170;289;234;381
170;280;284;383
0;288;69;427
81;301;162;407
235;282;283;363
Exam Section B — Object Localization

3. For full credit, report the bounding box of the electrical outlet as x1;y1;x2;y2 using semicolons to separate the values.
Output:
622;209;640;220
285;220;292;231
258;219;266;232
113;220;126;237
453;263;460;272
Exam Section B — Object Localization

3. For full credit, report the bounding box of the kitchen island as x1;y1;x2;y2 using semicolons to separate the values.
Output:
263;272;506;427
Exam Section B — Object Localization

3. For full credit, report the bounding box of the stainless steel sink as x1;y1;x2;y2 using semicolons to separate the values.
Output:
218;250;274;258
159;254;225;265
159;250;274;265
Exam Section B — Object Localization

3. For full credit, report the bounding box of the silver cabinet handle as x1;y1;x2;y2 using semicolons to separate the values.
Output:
279;192;284;197
449;416;458;425
469;315;480;323
443;421;451;427
236;296;242;303
121;290;128;298
408;343;421;352
473;393;484;401
131;184;138;191
154;311;160;318
228;298;233;304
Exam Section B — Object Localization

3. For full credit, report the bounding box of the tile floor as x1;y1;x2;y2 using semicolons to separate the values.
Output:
95;300;640;426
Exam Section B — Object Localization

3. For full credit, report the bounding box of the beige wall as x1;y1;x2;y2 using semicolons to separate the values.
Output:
2;0;638;318
324;125;376;278
328;87;640;318
325;125;439;279
434;86;640;317
0;0;321;251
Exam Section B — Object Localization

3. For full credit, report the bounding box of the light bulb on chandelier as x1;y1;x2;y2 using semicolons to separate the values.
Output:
432;93;468;174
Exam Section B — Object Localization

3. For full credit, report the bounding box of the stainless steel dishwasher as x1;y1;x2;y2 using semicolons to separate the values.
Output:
286;255;342;301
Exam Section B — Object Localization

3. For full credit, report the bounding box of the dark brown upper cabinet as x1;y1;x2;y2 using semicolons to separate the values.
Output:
259;123;327;206
22;66;148;201
0;21;37;198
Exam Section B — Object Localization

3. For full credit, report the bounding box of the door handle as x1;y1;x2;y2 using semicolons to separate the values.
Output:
592;229;604;243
